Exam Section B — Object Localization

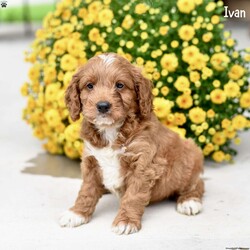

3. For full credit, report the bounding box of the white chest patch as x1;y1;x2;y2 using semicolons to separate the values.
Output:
84;128;124;197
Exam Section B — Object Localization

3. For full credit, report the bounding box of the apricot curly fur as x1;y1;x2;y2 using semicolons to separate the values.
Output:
64;53;204;233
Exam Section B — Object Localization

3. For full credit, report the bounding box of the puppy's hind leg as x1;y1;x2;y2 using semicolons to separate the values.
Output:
176;178;204;216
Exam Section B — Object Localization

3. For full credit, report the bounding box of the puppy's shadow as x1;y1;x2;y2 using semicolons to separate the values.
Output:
21;153;81;179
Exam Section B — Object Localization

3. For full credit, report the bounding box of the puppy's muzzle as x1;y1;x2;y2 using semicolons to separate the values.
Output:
96;101;111;114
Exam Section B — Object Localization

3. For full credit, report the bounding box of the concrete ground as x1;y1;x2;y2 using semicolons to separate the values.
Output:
0;21;250;250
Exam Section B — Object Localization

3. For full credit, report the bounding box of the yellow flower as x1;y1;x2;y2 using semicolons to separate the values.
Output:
62;9;71;21
232;115;247;130
210;53;230;71
67;39;85;57
114;27;123;35
221;119;231;129
44;66;57;84
171;40;179;48
134;3;149;15
206;23;213;31
170;21;178;28
208;127;216;135
176;94;193;109
206;2;216;12
33;127;45;140
160;53;178;72
126;41;134;49
182;45;200;63
141;32;148;40
122;15;134;30
159;26;169;36
210;89;227;104
57;89;67;108
202;67;213;78
225;154;232;162
203;143;214;156
178;25;195;41
189;52;207;70
21;82;29;96
232;51;239;59
167;114;175;122
83;13;95;25
98;8;114;27
64;142;80;159
153;98;174;119
140;22;148;30
211;15;220;24
174;76;190;92
64;123;80;142
212;80;221;88
45;109;61;127
60;23;74;36
45;83;60;103
224;82;240;98
201;122;209;130
198;135;206;143
44;140;62;155
78;8;87;19
174;113;186;126
60;54;78;71
152;71;160;80
88;27;100;42
244;54;250;62
161;86;169;96
28;65;40;81
162;15;169;22
240;92;250;108
152;88;159;96
212;132;226;145
189;107;206;124
177;0;195;14
234;137;241;145
194;0;203;5
212;151;225;162
228;65;245;80
144;60;156;73
224;128;236;139
136;57;144;65
202;32;213;43
88;1;102;15
63;71;75;86
189;71;200;83
226;38;235;47
96;36;105;46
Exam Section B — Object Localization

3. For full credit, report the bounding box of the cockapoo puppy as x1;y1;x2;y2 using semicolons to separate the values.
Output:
59;53;204;235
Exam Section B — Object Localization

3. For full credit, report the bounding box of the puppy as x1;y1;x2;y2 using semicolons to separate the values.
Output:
60;53;204;235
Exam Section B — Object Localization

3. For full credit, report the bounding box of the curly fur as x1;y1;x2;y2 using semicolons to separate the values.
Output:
61;53;204;234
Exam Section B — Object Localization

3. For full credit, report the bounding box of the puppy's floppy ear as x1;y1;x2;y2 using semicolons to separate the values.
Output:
65;70;82;122
133;66;153;119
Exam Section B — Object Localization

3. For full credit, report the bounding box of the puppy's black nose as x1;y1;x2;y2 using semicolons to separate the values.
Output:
96;101;111;113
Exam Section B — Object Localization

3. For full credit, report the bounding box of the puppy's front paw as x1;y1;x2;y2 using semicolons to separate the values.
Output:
112;222;139;235
177;199;202;216
59;210;89;228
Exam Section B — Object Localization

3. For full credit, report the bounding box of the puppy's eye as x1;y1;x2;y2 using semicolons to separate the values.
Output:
116;82;124;89
86;83;94;90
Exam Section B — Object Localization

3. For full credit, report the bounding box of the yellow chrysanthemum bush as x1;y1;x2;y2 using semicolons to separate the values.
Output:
21;0;250;162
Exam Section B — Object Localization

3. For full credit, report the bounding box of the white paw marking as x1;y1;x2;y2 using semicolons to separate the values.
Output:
177;200;202;216
59;210;88;227
112;223;139;235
